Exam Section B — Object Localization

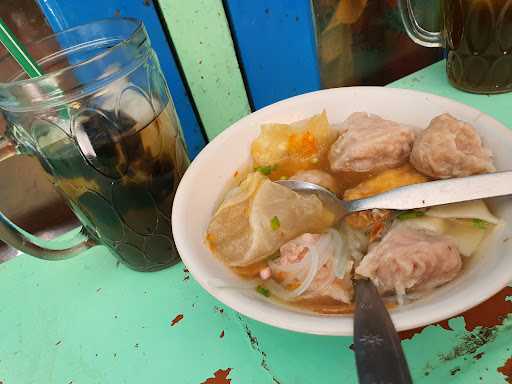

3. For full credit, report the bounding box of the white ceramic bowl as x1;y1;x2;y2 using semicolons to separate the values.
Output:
172;87;512;336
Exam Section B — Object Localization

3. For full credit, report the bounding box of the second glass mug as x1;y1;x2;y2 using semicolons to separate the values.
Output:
399;0;512;94
0;18;189;271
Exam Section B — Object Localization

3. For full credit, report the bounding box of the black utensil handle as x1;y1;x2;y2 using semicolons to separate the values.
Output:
354;279;413;384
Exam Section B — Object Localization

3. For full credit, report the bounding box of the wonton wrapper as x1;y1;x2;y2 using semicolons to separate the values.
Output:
398;217;485;257
207;172;336;266
426;200;499;224
251;111;336;177
398;199;498;257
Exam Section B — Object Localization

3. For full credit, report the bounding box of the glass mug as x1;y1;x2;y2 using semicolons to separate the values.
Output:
0;18;189;271
399;0;512;94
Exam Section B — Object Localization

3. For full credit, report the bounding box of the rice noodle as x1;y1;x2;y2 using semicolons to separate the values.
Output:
291;233;332;296
329;229;349;277
292;241;320;296
269;229;351;299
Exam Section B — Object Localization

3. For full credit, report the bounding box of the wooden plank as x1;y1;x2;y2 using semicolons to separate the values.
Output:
36;0;206;158
224;0;321;110
158;0;251;140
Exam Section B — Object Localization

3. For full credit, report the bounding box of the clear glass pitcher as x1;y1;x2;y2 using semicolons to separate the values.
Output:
0;18;189;271
399;0;512;94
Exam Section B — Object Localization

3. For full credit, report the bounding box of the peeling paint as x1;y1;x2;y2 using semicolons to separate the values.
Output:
400;313;512;382
450;367;461;376
400;319;451;340
171;314;184;326
473;352;485;360
440;327;496;362
498;357;512;383
462;287;512;331
200;368;232;384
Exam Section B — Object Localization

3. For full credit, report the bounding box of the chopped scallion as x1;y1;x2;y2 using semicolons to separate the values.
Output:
472;218;488;229
254;164;277;175
396;210;425;221
256;285;271;297
270;216;280;230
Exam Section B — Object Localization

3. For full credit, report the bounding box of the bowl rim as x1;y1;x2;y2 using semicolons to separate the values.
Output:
172;86;512;336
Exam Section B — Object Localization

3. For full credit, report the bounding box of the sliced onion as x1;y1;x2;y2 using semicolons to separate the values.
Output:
270;250;312;286
267;230;347;299
307;258;337;296
329;229;349;278
395;291;407;306
292;242;320;296
394;283;407;306
263;279;302;301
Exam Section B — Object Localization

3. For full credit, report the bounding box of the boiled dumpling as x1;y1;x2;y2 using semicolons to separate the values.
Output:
329;112;416;173
410;113;495;179
207;172;336;266
251;111;336;177
356;225;462;296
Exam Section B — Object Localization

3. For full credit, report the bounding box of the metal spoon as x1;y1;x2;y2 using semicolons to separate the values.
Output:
354;279;413;384
276;170;512;216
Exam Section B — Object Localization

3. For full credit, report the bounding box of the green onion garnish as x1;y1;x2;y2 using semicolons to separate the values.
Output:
256;285;271;297
254;164;277;175
396;211;425;221
270;216;280;230
472;218;488;230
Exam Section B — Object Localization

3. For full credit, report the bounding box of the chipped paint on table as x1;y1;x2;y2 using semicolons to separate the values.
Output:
1;62;512;383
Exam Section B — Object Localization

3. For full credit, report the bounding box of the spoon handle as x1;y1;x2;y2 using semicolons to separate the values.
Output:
354;279;413;384
348;170;512;212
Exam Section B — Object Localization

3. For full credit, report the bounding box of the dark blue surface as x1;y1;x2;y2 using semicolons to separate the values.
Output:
36;0;206;158
224;0;321;110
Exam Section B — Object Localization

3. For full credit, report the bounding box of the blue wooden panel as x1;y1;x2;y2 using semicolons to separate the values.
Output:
36;0;206;158
224;0;321;110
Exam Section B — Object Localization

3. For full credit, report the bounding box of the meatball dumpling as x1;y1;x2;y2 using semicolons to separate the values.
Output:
355;226;462;296
329;112;416;173
410;113;494;179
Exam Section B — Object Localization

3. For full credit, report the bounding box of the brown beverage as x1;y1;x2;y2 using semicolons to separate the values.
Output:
443;0;512;93
36;103;189;271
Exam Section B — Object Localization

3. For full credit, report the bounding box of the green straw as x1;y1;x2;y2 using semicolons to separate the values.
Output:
0;18;70;120
0;18;43;79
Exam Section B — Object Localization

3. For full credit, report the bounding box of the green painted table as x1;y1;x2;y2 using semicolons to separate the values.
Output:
2;61;512;384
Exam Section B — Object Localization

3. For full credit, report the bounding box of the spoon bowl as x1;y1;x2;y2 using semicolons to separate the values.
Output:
276;170;512;214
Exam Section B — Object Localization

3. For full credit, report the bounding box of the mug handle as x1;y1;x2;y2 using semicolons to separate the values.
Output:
0;135;95;260
398;0;443;47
